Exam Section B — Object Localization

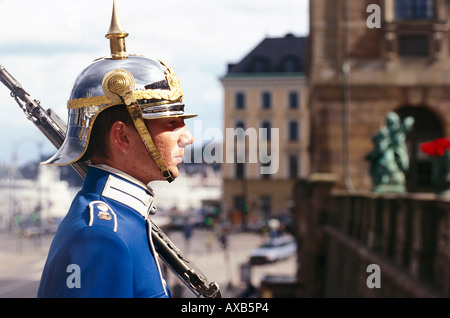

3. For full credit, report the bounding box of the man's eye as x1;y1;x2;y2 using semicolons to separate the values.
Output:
168;119;184;127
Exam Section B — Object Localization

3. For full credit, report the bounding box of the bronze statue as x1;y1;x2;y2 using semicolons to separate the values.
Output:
366;112;414;193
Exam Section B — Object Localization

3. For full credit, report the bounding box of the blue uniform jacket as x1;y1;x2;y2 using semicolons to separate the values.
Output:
37;165;171;298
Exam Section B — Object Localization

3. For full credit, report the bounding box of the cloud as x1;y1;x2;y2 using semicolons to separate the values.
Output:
0;0;309;165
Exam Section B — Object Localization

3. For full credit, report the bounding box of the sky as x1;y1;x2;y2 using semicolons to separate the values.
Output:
0;0;309;166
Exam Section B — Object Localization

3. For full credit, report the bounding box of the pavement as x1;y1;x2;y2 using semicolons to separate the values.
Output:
163;229;297;298
0;231;53;297
0;228;297;298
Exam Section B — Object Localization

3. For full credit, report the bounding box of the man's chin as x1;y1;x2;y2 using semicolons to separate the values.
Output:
168;167;179;180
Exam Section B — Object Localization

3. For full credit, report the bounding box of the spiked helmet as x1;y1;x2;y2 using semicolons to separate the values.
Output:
42;1;196;182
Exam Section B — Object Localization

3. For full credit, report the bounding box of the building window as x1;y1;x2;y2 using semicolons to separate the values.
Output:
260;196;272;219
235;92;245;109
261;120;272;141
252;57;269;73
234;195;246;211
399;34;429;56
235;163;245;179
262;91;271;109
288;155;299;178
395;0;435;20
288;121;299;141
235;120;245;130
384;1;443;59
260;161;272;179
281;56;301;72
288;91;299;109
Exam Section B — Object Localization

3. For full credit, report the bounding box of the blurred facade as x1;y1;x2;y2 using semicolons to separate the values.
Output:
279;0;450;298
309;0;450;192
150;164;221;212
220;34;310;229
0;164;74;230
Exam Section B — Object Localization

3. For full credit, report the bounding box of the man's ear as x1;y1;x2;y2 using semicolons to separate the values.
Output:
109;121;131;154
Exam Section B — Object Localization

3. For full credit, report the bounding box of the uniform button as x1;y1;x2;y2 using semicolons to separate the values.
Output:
97;203;109;212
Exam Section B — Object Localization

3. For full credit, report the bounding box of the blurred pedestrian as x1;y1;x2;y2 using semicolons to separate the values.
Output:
183;217;193;253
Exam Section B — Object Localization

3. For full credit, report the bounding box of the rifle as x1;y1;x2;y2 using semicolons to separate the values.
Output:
0;64;222;298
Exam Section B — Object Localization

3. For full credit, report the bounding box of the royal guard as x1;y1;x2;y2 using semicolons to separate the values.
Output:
37;1;196;297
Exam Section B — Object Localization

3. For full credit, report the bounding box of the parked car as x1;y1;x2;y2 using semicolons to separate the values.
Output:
249;235;297;265
40;218;61;235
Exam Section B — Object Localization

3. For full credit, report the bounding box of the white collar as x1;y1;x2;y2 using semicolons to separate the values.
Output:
93;164;157;218
93;164;155;196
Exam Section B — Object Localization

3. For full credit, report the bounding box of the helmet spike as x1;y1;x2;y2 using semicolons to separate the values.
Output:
105;0;128;59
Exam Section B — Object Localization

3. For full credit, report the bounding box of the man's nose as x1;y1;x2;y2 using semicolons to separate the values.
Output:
178;125;194;147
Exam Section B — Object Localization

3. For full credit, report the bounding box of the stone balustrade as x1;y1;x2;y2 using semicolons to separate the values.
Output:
294;174;450;298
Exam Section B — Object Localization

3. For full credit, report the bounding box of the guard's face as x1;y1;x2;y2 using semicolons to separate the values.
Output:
145;117;194;182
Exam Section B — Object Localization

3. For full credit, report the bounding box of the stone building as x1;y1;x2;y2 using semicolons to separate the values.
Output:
309;0;450;192
220;34;309;228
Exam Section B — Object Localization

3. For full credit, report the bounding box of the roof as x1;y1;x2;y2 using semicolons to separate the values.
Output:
225;33;307;76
